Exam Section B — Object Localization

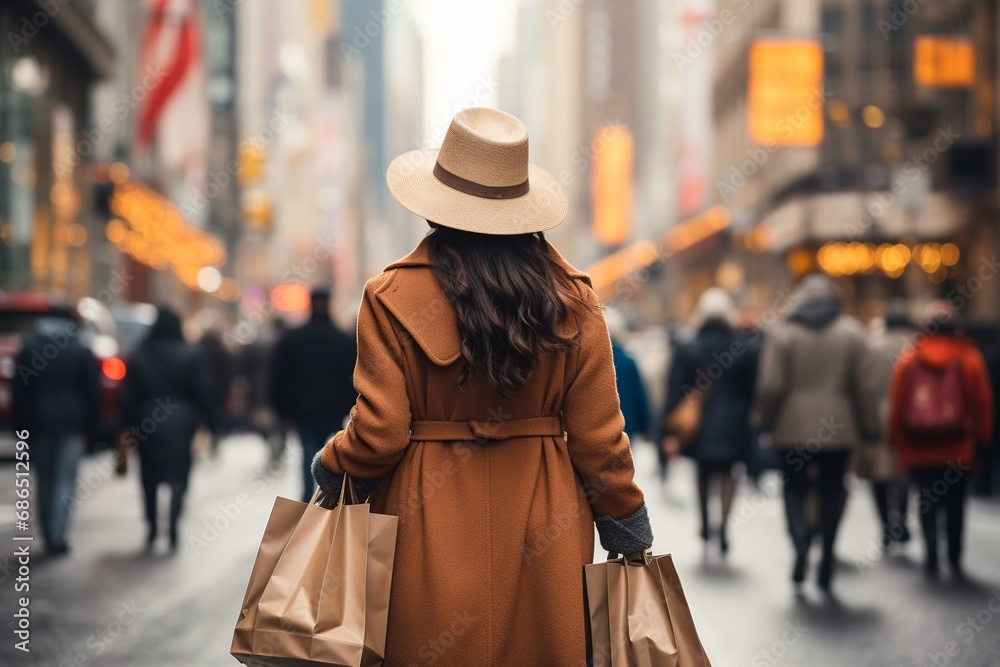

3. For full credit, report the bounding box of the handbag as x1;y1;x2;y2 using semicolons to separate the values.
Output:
231;476;398;666
664;391;706;448
586;552;712;667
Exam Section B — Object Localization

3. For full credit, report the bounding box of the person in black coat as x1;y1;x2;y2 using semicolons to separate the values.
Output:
197;329;234;455
662;288;758;555
269;287;357;501
120;307;213;552
12;311;101;555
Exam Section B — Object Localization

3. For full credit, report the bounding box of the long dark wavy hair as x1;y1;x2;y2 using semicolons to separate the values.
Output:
427;225;593;396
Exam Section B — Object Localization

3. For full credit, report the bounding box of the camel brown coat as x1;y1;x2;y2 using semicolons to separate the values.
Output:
320;237;646;666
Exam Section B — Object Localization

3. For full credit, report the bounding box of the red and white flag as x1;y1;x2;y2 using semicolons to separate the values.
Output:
135;0;208;171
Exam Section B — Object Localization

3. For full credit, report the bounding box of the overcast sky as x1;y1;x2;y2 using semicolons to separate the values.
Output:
410;0;520;141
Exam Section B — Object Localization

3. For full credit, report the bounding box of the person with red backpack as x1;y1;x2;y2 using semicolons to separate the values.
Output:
889;300;994;578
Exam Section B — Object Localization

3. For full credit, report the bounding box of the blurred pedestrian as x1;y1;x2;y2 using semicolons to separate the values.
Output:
121;307;214;552
197;327;234;455
857;301;914;551
889;300;994;578
754;274;872;591
12;311;101;555
236;319;286;460
269;287;357;502
311;108;650;666
605;309;650;444
663;288;758;555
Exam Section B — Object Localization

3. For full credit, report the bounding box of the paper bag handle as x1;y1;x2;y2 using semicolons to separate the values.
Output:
608;550;652;566
310;474;361;508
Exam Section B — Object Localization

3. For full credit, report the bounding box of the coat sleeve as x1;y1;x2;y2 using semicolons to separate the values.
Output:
964;347;995;445
752;328;786;431
268;336;292;421
628;357;651;439
79;347;102;444
662;343;692;427
849;330;878;442
320;278;412;481
563;287;651;554
11;341;34;434
888;352;913;451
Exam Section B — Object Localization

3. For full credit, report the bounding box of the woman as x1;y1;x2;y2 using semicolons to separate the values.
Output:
120;308;213;552
662;288;757;555
312;108;652;666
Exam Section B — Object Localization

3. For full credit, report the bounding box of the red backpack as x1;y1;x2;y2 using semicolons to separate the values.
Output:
901;358;972;440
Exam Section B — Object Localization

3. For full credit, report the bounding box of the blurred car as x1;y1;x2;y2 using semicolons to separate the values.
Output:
0;292;126;458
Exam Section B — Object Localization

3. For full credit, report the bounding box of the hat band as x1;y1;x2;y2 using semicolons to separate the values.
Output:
433;161;530;199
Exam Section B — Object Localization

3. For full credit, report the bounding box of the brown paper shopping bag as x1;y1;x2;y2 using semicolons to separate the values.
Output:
232;477;398;667
585;553;711;667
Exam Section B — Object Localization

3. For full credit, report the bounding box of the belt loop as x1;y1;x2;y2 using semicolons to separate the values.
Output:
468;420;491;440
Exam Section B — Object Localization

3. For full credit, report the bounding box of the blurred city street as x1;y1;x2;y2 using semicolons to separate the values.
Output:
2;437;999;666
3;0;1000;664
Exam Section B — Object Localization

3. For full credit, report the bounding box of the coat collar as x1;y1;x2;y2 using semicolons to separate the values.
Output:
384;235;592;283
376;235;592;366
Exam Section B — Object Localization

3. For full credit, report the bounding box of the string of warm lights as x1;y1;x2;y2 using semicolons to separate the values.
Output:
816;241;960;280
107;181;238;300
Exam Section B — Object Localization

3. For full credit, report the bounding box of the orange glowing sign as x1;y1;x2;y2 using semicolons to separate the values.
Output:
914;36;974;89
748;40;824;147
591;125;634;246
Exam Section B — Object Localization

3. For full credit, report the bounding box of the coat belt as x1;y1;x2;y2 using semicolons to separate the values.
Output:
409;416;564;441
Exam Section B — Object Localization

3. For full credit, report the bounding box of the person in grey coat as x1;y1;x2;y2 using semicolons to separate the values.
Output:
754;274;872;591
857;301;913;550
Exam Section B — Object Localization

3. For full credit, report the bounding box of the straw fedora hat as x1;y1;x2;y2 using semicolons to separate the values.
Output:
386;107;568;235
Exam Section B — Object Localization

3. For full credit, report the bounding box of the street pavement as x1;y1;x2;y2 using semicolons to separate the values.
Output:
1;434;999;666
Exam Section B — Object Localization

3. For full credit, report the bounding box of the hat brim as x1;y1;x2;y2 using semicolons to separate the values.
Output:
386;149;568;235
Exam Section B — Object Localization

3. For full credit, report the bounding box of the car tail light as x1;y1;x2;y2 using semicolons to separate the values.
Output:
102;357;126;381
0;356;13;380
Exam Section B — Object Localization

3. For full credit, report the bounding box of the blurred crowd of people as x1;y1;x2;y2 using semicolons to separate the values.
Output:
12;287;358;554
615;275;996;593
11;274;998;589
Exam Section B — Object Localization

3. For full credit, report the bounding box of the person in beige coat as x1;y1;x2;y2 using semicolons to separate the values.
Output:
754;274;873;592
857;301;913;550
312;108;652;666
